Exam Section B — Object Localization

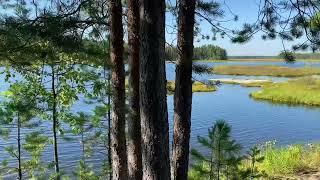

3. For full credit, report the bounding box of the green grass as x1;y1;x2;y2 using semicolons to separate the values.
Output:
167;81;216;94
251;77;320;106
257;144;320;177
212;65;320;77
189;143;320;179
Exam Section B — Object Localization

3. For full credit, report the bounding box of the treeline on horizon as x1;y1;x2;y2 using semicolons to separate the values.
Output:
81;41;228;63
230;52;320;60
165;44;228;60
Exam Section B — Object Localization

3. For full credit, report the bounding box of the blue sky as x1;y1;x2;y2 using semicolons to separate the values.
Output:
167;0;305;56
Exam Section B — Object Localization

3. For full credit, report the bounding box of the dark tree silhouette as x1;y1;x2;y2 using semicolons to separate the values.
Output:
109;0;128;179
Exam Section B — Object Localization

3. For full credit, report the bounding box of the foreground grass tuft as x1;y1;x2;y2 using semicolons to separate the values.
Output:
251;77;320;106
212;65;320;77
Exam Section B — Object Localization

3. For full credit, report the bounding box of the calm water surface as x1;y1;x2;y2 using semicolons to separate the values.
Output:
1;61;320;177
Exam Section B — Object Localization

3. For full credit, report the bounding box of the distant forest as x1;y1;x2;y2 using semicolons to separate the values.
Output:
230;53;320;60
292;53;320;59
165;44;228;61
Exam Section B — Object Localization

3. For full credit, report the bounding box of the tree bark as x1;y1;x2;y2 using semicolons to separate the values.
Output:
127;0;142;179
107;71;112;180
172;0;196;179
139;0;171;179
109;0;128;179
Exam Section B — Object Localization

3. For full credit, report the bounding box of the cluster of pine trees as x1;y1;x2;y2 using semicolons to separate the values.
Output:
165;45;227;61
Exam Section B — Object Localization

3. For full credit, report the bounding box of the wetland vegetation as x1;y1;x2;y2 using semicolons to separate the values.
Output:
213;65;320;77
251;77;320;106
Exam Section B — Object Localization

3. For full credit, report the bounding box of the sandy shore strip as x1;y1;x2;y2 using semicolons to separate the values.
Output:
209;78;272;84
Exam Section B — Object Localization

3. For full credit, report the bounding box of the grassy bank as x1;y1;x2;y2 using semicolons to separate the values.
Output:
167;81;216;94
251;77;320;106
254;144;320;178
213;65;320;77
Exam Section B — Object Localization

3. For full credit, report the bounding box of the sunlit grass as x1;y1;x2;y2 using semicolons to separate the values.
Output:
212;65;320;77
251;77;320;106
167;81;216;94
257;144;320;177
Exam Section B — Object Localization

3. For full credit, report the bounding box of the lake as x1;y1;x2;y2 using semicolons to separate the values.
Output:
1;60;320;177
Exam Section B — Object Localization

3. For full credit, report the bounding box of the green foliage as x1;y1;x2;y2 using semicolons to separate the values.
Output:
194;45;227;60
0;82;47;178
190;120;242;180
279;51;296;62
23;132;49;178
243;146;266;179
74;160;99;180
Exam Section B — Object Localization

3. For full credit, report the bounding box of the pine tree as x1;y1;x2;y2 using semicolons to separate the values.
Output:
246;146;265;179
172;0;196;179
191;120;242;180
127;0;142;179
0;82;47;179
139;0;171;179
109;0;128;179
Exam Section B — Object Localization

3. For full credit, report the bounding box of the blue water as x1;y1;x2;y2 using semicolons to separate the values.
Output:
1;61;320;178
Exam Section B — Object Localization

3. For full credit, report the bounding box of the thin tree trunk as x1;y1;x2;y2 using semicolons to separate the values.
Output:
107;71;112;180
109;0;128;179
127;0;142;179
172;0;196;179
17;114;22;180
81;132;85;165
139;0;171;179
51;65;60;180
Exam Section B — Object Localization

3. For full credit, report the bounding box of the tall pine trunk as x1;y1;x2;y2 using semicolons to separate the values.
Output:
127;0;142;179
109;0;128;179
172;0;196;179
139;0;171;179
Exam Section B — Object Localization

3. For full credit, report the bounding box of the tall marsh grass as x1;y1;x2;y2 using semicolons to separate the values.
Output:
258;144;320;176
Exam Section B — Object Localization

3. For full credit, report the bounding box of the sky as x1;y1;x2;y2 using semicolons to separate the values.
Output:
0;0;307;56
166;0;306;56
